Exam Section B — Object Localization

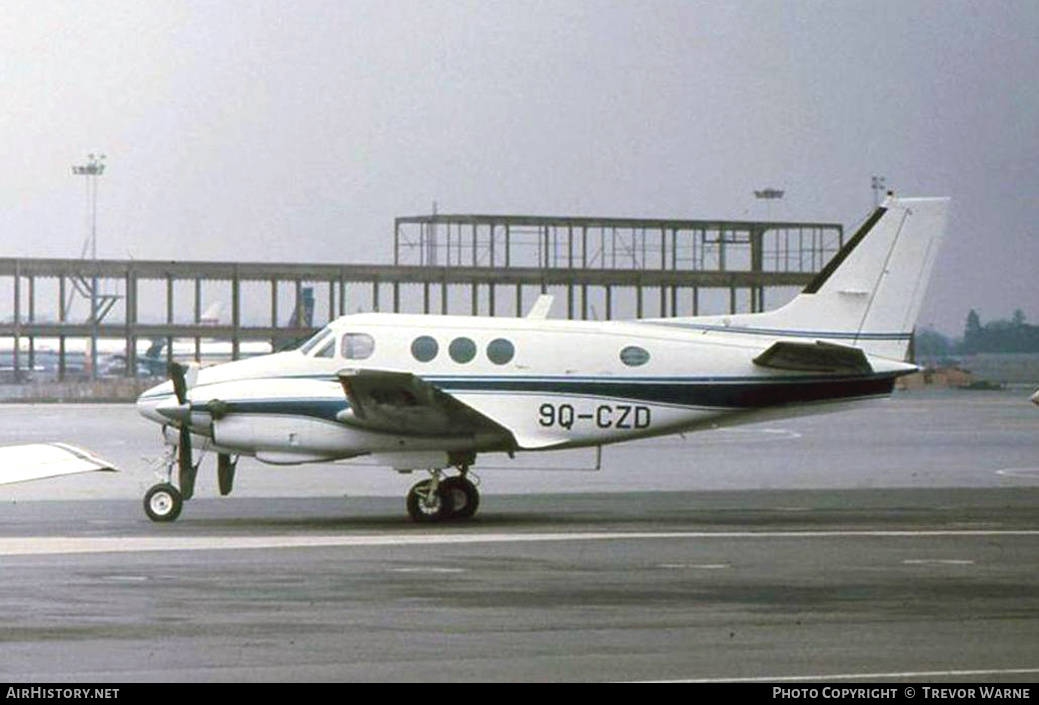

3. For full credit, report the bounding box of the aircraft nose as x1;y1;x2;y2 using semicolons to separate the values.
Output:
136;380;174;424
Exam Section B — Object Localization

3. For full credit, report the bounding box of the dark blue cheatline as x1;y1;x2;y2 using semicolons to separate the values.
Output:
435;374;899;409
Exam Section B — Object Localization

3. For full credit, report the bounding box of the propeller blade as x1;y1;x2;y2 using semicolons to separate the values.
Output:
169;362;188;405
178;424;197;501
217;453;236;496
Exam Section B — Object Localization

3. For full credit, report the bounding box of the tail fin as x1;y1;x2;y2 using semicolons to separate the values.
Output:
288;286;315;328
683;195;949;361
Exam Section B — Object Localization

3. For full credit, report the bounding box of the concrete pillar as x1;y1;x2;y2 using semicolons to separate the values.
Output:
12;263;20;381
58;275;66;381
194;278;201;363
166;274;174;368
232;270;241;361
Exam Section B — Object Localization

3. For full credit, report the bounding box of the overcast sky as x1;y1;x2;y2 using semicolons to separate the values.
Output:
1;0;1035;335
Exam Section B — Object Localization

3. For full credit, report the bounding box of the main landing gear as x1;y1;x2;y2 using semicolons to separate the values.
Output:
406;468;480;523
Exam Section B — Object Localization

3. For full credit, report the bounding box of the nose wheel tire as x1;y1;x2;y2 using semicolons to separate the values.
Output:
144;483;183;522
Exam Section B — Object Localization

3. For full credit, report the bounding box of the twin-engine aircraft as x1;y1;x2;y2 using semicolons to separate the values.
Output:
137;195;949;522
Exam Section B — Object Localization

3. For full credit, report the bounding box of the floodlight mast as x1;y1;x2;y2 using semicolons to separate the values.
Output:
871;175;886;209
753;188;784;220
71;154;106;379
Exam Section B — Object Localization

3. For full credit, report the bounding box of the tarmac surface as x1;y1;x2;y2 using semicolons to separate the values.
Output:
0;388;1037;682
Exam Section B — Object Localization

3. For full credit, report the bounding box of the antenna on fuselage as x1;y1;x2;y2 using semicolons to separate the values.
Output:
525;295;555;320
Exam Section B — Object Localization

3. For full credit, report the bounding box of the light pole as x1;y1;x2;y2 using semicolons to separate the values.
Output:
871;175;886;209
72;154;105;258
754;188;784;220
71;154;106;379
751;188;784;314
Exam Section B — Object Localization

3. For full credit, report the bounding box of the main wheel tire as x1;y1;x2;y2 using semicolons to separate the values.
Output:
144;483;183;523
406;479;454;523
441;476;480;520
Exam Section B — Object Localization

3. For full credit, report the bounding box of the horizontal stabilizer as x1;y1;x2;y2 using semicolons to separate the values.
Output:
0;443;117;487
753;341;873;375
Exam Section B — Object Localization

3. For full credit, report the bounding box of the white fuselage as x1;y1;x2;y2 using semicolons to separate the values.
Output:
136;312;914;468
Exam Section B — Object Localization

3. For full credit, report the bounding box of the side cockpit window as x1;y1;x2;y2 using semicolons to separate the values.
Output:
342;333;375;360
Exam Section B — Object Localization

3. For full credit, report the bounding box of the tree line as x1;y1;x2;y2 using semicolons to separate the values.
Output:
915;310;1039;361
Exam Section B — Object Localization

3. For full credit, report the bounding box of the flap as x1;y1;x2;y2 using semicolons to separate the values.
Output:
753;341;873;375
336;368;514;440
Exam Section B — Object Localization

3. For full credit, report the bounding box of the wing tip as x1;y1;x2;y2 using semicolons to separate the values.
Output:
47;443;120;472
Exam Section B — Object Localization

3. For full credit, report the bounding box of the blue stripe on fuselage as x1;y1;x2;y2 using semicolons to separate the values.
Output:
643;322;913;340
435;374;898;408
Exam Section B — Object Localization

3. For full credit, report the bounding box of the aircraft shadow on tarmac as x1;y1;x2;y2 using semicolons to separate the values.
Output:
127;489;1038;534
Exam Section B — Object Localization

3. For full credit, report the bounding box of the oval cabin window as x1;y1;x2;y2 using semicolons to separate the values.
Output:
411;336;439;363
449;337;477;364
486;338;515;365
620;345;650;367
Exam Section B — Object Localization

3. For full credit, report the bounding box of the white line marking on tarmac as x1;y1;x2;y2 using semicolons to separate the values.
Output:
657;563;731;570
643;666;1039;683
996;468;1039;480
630;428;802;449
902;559;975;565
0;529;1036;557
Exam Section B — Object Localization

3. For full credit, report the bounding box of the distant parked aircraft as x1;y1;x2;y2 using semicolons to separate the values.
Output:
2;288;316;380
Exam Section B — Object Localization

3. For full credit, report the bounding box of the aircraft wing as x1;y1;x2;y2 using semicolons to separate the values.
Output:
753;340;873;375
0;443;118;487
336;369;514;441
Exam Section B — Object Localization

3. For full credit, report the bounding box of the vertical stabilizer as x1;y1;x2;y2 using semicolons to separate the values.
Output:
763;195;948;359
662;195;949;360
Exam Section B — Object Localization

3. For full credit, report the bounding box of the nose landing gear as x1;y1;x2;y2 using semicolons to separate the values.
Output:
143;442;239;523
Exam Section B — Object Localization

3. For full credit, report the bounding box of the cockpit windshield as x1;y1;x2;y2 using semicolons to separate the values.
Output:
298;326;334;355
